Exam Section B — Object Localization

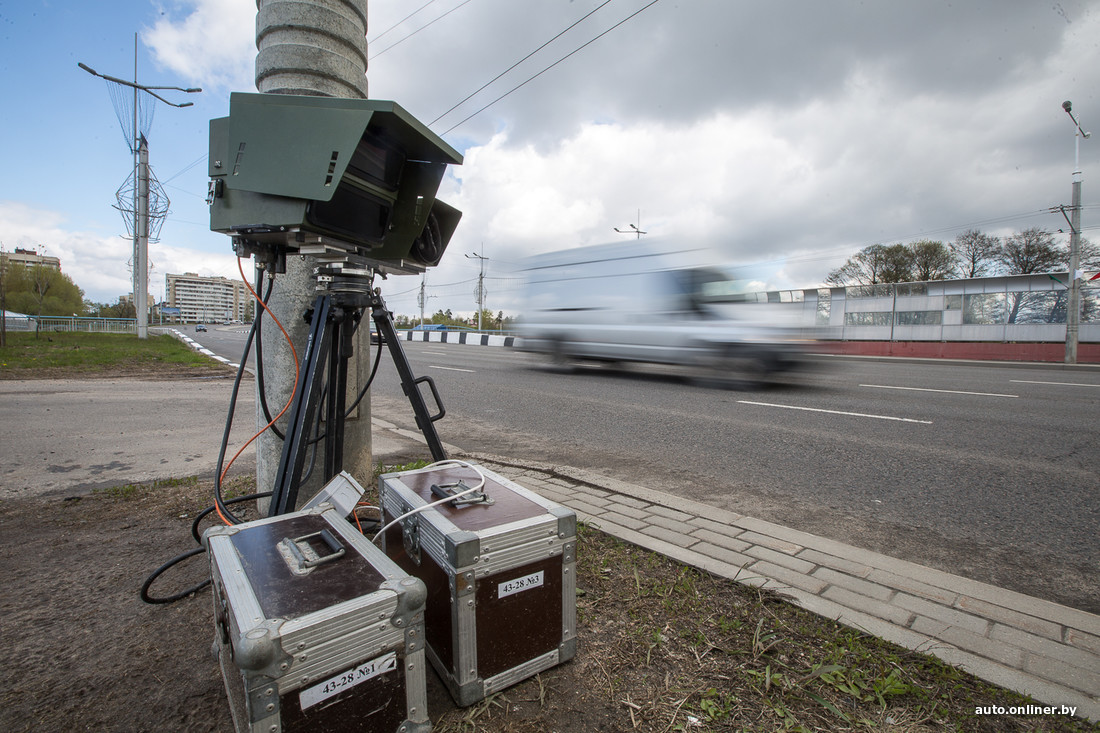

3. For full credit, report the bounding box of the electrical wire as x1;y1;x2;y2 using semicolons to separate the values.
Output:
372;460;487;543
368;0;442;44
139;491;274;605
441;0;663;136
430;0;613;126
369;0;476;61
211;257;300;526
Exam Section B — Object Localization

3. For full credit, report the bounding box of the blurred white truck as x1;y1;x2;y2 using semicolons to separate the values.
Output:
514;240;806;386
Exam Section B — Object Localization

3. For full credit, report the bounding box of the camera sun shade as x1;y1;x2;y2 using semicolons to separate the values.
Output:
208;93;462;275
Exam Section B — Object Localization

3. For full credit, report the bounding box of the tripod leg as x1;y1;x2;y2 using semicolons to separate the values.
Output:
269;294;334;516
324;306;353;479
369;291;449;462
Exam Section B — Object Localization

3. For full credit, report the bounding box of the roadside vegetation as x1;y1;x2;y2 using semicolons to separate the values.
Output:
0;331;233;379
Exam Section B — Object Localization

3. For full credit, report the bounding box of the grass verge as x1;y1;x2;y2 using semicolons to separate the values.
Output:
0;331;231;378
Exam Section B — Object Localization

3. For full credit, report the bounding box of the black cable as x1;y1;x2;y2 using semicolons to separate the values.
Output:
141;491;273;605
254;273;285;441
212;305;266;526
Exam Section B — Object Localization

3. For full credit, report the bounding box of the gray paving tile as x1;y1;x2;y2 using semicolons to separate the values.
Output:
798;548;873;579
647;505;694;522
691;542;754;570
822;586;914;627
812;566;894;602
955;595;1062;641
738;531;803;555
691;528;751;554
603;502;650;520
745;545;816;574
894;593;989;637
646;514;696;535
990;624;1099;671
910;617;1025;668
750;560;829;595
640;525;698;549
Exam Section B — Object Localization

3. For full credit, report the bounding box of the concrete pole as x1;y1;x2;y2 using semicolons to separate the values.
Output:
1063;101;1089;365
1065;175;1082;364
254;0;373;509
136;136;150;339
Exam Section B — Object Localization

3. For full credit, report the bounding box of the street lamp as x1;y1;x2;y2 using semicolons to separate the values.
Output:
466;248;490;331
1061;101;1090;365
615;209;647;239
79;49;200;339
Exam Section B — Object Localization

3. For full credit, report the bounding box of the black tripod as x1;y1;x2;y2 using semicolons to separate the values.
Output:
267;283;448;516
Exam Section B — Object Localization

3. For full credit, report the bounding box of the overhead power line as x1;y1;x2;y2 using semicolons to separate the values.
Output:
368;0;442;44
430;0;613;126
441;0;663;135
369;0;476;61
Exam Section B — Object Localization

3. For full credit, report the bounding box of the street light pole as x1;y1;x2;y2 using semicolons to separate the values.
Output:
78;48;200;339
466;247;489;331
1062;101;1090;365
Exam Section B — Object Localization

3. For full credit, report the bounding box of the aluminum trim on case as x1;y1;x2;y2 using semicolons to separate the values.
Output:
472;538;564;579
404;647;430;728
483;649;560;695
455;590;478;686
562;559;577;642
478;515;558;552
206;535;266;636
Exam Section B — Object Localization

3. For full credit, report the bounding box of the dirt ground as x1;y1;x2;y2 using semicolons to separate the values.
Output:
1;471;1097;733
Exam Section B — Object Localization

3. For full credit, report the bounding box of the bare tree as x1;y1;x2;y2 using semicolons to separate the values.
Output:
951;230;1000;278
999;228;1063;274
826;243;915;286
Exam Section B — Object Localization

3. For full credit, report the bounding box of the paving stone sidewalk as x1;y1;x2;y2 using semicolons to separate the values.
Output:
373;420;1100;721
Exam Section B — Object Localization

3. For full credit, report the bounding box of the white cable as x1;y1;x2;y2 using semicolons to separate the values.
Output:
371;459;487;544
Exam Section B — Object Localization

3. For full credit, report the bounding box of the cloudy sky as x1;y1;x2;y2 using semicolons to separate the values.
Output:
2;0;1098;319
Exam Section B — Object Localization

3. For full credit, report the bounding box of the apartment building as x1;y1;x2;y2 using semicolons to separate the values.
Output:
1;247;61;274
165;272;251;323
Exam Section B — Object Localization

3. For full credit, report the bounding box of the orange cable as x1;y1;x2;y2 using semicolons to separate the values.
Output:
213;257;301;525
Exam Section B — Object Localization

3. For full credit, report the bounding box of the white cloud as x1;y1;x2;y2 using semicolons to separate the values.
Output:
0;201;243;304
144;0;256;91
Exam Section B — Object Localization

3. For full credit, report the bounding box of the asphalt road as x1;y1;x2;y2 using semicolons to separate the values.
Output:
161;330;1100;610
366;340;1100;611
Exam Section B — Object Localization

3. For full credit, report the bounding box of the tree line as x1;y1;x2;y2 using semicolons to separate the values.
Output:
825;228;1098;286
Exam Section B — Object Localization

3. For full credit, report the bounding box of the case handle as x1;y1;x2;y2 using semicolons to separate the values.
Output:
278;528;346;575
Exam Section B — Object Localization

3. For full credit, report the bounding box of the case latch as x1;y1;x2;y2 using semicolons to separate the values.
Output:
430;480;494;507
402;513;422;565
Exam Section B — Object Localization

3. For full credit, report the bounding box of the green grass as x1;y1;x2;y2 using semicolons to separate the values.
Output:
0;331;219;375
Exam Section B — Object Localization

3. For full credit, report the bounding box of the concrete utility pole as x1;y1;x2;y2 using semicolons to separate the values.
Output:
466;247;489;330
79;40;200;339
254;0;373;506
1062;101;1090;365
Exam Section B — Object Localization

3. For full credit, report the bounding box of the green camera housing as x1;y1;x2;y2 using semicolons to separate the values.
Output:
208;93;462;274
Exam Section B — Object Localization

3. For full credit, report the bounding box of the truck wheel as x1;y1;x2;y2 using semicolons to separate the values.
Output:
548;338;575;373
696;345;765;390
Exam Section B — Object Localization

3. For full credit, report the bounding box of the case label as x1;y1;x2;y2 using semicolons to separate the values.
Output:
498;570;544;599
299;651;397;710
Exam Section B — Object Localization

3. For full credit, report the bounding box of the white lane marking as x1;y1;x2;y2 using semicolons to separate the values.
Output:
429;365;474;373
422;350;447;355
738;400;933;424
860;384;1017;398
1011;379;1100;388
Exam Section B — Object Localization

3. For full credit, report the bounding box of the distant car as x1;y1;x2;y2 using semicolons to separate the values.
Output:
195;324;207;332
